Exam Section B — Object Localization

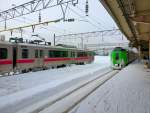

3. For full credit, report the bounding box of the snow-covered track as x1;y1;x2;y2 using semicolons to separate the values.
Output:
16;69;119;113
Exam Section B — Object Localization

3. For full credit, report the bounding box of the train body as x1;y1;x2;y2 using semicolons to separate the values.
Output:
0;40;94;74
110;47;136;69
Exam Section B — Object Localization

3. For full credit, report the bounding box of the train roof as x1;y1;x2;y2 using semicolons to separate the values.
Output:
0;41;93;52
17;43;78;50
0;41;14;45
19;43;94;52
112;47;136;53
113;47;126;51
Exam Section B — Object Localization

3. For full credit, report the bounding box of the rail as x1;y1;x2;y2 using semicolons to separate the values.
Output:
16;69;119;113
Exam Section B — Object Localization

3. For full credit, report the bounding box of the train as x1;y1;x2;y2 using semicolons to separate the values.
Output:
110;47;137;69
0;38;95;75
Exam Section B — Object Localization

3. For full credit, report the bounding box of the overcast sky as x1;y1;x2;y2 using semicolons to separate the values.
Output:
0;0;128;45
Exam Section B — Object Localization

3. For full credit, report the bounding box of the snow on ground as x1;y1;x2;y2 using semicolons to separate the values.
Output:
0;56;111;113
69;61;150;113
94;55;110;64
0;56;110;97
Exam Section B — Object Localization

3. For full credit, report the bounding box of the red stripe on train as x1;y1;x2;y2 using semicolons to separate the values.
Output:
44;58;71;62
74;57;91;60
0;59;12;65
44;57;91;62
17;59;35;63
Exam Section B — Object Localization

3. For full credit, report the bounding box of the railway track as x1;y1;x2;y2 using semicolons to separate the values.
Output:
16;68;119;113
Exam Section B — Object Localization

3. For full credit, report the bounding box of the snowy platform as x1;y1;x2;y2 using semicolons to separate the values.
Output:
70;61;150;113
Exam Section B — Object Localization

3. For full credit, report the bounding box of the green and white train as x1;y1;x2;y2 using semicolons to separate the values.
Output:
110;47;137;69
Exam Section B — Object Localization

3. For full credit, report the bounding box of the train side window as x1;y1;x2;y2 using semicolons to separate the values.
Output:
40;50;43;58
83;52;87;57
77;52;83;57
72;52;75;57
65;51;68;57
35;50;38;58
0;48;7;59
49;51;54;58
54;51;61;57
71;51;75;57
77;52;80;57
62;51;68;57
22;49;28;58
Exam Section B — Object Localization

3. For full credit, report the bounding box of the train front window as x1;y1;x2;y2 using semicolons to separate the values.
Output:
0;48;7;59
22;49;28;58
116;52;119;60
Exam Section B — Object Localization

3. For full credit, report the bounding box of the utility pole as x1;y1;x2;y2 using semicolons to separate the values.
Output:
101;31;104;41
81;37;84;49
20;28;23;38
54;33;56;46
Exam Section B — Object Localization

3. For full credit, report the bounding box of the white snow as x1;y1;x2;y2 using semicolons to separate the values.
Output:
0;56;110;97
69;61;150;113
94;55;110;64
0;56;111;113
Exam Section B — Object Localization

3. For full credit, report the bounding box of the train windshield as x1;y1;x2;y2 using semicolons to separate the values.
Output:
113;47;126;52
115;52;119;60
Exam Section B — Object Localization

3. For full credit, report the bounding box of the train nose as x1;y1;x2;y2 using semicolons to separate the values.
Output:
114;63;121;69
115;64;119;67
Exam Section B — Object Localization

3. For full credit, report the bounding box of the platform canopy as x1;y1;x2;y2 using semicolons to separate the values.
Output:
100;0;150;52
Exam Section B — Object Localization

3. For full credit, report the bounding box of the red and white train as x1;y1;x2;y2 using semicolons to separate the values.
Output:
0;39;95;75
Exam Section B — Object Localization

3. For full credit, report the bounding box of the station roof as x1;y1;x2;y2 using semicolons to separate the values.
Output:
100;0;150;50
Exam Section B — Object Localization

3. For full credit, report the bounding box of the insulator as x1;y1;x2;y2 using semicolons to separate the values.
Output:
32;25;35;33
4;19;7;30
10;30;13;36
39;12;41;23
85;0;89;16
67;18;75;22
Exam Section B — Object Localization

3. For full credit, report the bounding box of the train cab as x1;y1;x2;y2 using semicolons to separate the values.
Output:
111;47;128;69
0;41;14;74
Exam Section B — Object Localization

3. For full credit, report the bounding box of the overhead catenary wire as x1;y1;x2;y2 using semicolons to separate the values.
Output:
66;5;103;30
23;17;75;34
0;0;116;38
0;14;75;35
0;0;77;34
66;1;111;30
0;0;106;34
75;5;113;30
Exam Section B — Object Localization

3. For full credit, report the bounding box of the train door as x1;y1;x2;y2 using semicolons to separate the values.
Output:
34;49;44;68
13;47;17;68
39;49;44;67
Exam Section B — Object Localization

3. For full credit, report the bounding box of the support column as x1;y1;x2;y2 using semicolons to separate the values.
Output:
138;45;141;61
149;40;150;59
54;33;56;46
